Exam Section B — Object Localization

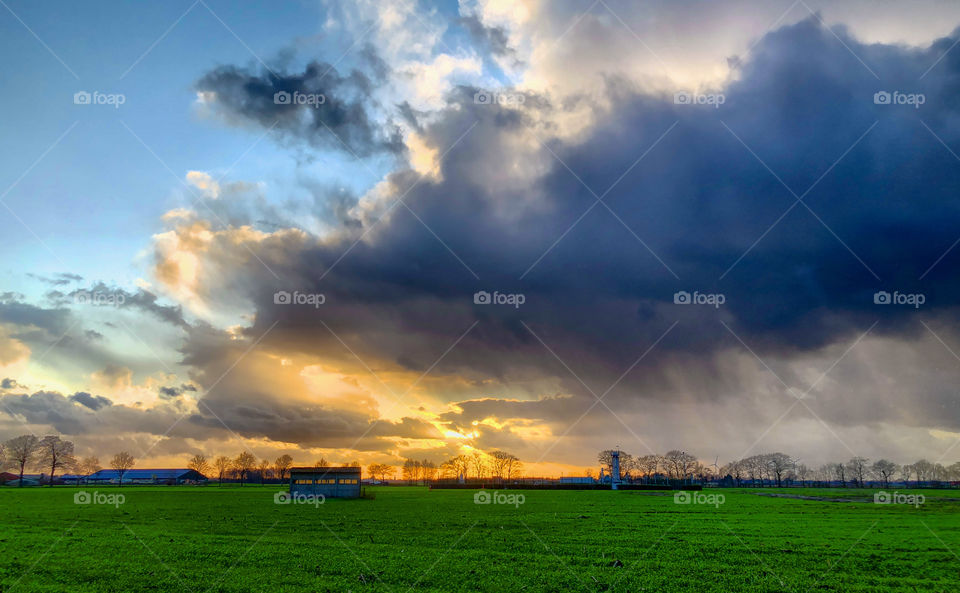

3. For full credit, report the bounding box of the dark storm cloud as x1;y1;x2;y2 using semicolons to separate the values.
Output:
28;272;83;286
65;283;189;329
69;391;112;411
1;378;24;390
158;384;197;399
187;400;440;450
0;300;71;337
174;17;960;434
459;16;518;62
195;59;403;156
0;387;434;450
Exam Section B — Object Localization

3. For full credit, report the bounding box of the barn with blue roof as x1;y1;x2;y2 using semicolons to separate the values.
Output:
86;468;207;485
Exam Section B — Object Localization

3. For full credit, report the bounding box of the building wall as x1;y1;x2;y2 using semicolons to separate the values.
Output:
290;473;361;498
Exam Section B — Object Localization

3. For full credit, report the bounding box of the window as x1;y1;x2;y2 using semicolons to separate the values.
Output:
339;478;358;484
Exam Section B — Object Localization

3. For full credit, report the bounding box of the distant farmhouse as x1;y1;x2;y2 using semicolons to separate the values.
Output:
86;468;207;485
290;466;361;499
559;476;595;484
0;472;39;486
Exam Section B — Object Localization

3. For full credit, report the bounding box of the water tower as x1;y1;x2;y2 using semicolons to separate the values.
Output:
611;450;621;490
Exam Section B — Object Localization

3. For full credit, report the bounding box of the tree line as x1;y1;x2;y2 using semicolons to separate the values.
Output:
0;434;366;487
720;454;959;488
372;450;524;483
599;448;960;487
597;449;700;481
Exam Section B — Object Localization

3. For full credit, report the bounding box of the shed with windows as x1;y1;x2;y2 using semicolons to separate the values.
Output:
289;466;361;498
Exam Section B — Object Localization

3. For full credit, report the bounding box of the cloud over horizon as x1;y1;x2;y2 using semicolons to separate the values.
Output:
4;8;960;472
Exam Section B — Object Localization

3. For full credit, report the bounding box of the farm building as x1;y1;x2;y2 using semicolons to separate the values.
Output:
4;476;40;486
290;466;361;498
86;468;207;485
560;476;596;484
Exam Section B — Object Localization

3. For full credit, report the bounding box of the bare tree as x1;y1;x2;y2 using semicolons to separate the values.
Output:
489;451;519;480
506;456;523;480
931;463;948;482
635;455;660;480
871;459;898;488
913;459;934;485
109;452;135;487
214;455;232;485
258;459;271;484
446;455;471;480
368;463;394;482
948;462;960;481
438;460;456;479
421;459;437;481
5;435;40;487
38;436;75;487
663;450;698;480
766;453;795;487
846;457;869;488
78;456;102;482
815;464;832;486
234;452;257;486
899;463;914;485
314;457;328;468
832;462;846;486
795;464;810;487
273;454;293;482
401;459;417;483
187;454;210;477
470;450;489;480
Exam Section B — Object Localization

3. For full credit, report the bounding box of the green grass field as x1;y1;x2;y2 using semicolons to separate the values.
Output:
1;486;958;592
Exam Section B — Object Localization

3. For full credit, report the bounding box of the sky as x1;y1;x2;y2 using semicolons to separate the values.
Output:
3;0;960;476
